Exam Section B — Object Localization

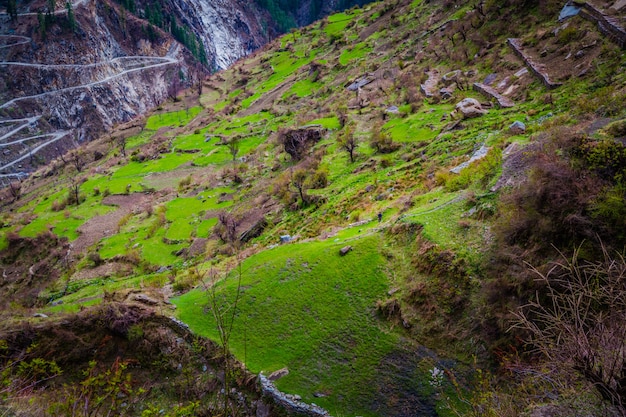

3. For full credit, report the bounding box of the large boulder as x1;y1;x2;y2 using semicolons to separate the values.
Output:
454;98;487;119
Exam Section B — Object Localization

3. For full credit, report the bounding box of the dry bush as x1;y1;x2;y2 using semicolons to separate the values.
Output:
512;245;626;412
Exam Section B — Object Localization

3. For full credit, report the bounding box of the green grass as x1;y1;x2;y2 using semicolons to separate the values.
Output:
173;235;399;416
307;116;340;129
325;11;359;37
145;107;202;130
339;42;371;66
111;153;194;178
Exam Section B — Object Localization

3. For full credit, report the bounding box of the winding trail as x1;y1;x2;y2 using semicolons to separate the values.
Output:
0;131;70;172
0;0;180;177
0;116;40;143
0;56;178;110
0;35;30;49
0;0;89;17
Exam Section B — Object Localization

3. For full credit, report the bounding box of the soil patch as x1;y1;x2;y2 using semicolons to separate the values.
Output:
71;193;152;256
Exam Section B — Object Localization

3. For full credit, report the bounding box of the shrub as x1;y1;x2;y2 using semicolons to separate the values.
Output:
603;119;626;138
51;199;67;212
370;124;400;154
309;167;329;189
512;246;626;413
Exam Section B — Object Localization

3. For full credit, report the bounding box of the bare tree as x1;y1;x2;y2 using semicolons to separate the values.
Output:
512;244;626;414
227;137;240;162
8;180;21;201
201;259;244;416
291;168;308;208
216;211;238;246
337;123;358;163
69;149;85;172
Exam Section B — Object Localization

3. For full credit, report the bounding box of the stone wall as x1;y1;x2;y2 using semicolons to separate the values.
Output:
574;1;626;48
507;38;562;89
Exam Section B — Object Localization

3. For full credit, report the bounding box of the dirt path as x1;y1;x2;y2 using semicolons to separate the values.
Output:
71;193;151;255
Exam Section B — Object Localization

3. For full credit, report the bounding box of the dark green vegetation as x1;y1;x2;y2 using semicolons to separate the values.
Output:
254;0;369;32
1;0;626;415
112;0;208;65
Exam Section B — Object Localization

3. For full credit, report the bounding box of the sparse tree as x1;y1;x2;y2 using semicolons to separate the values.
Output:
337;123;358;163
7;0;17;21
38;11;47;40
369;123;399;154
117;136;127;157
216;211;238;245
291;168;308;208
69;149;85;172
68;177;85;205
66;1;76;32
227;137;240;162
201;259;244;416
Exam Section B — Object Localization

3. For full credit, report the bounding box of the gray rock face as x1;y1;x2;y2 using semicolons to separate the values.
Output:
450;144;490;174
171;0;268;70
509;121;526;134
454;98;487;118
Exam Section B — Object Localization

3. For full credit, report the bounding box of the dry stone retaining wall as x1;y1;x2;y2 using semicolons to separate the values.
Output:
574;1;626;48
507;38;562;89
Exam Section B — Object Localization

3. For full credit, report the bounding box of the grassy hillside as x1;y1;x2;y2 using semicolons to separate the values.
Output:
1;0;625;415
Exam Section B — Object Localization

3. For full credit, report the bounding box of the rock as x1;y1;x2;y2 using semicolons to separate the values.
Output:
280;235;292;243
346;77;372;91
450;145;490;174
420;69;440;98
611;0;626;12
132;294;159;305
240;217;268;242
256;401;271;417
514;67;529;78
484;73;497;85
33;313;48;318
339;246;352;256
440;87;454;100
454;98;487;119
442;70;461;85
509;121;526;134
386;105;399;114
365;185;374;192
268;367;289;381
473;83;515;108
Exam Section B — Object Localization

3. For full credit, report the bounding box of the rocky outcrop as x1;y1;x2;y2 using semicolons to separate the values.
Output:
420;69;440;98
169;0;269;70
473;82;515;108
454;98;487;119
507;38;562;89
259;374;331;417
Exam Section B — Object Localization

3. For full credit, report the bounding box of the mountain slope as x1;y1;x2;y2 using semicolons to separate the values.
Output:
0;0;625;415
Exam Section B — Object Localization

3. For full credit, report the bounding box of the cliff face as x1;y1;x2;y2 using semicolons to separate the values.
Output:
169;0;270;70
0;0;217;177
